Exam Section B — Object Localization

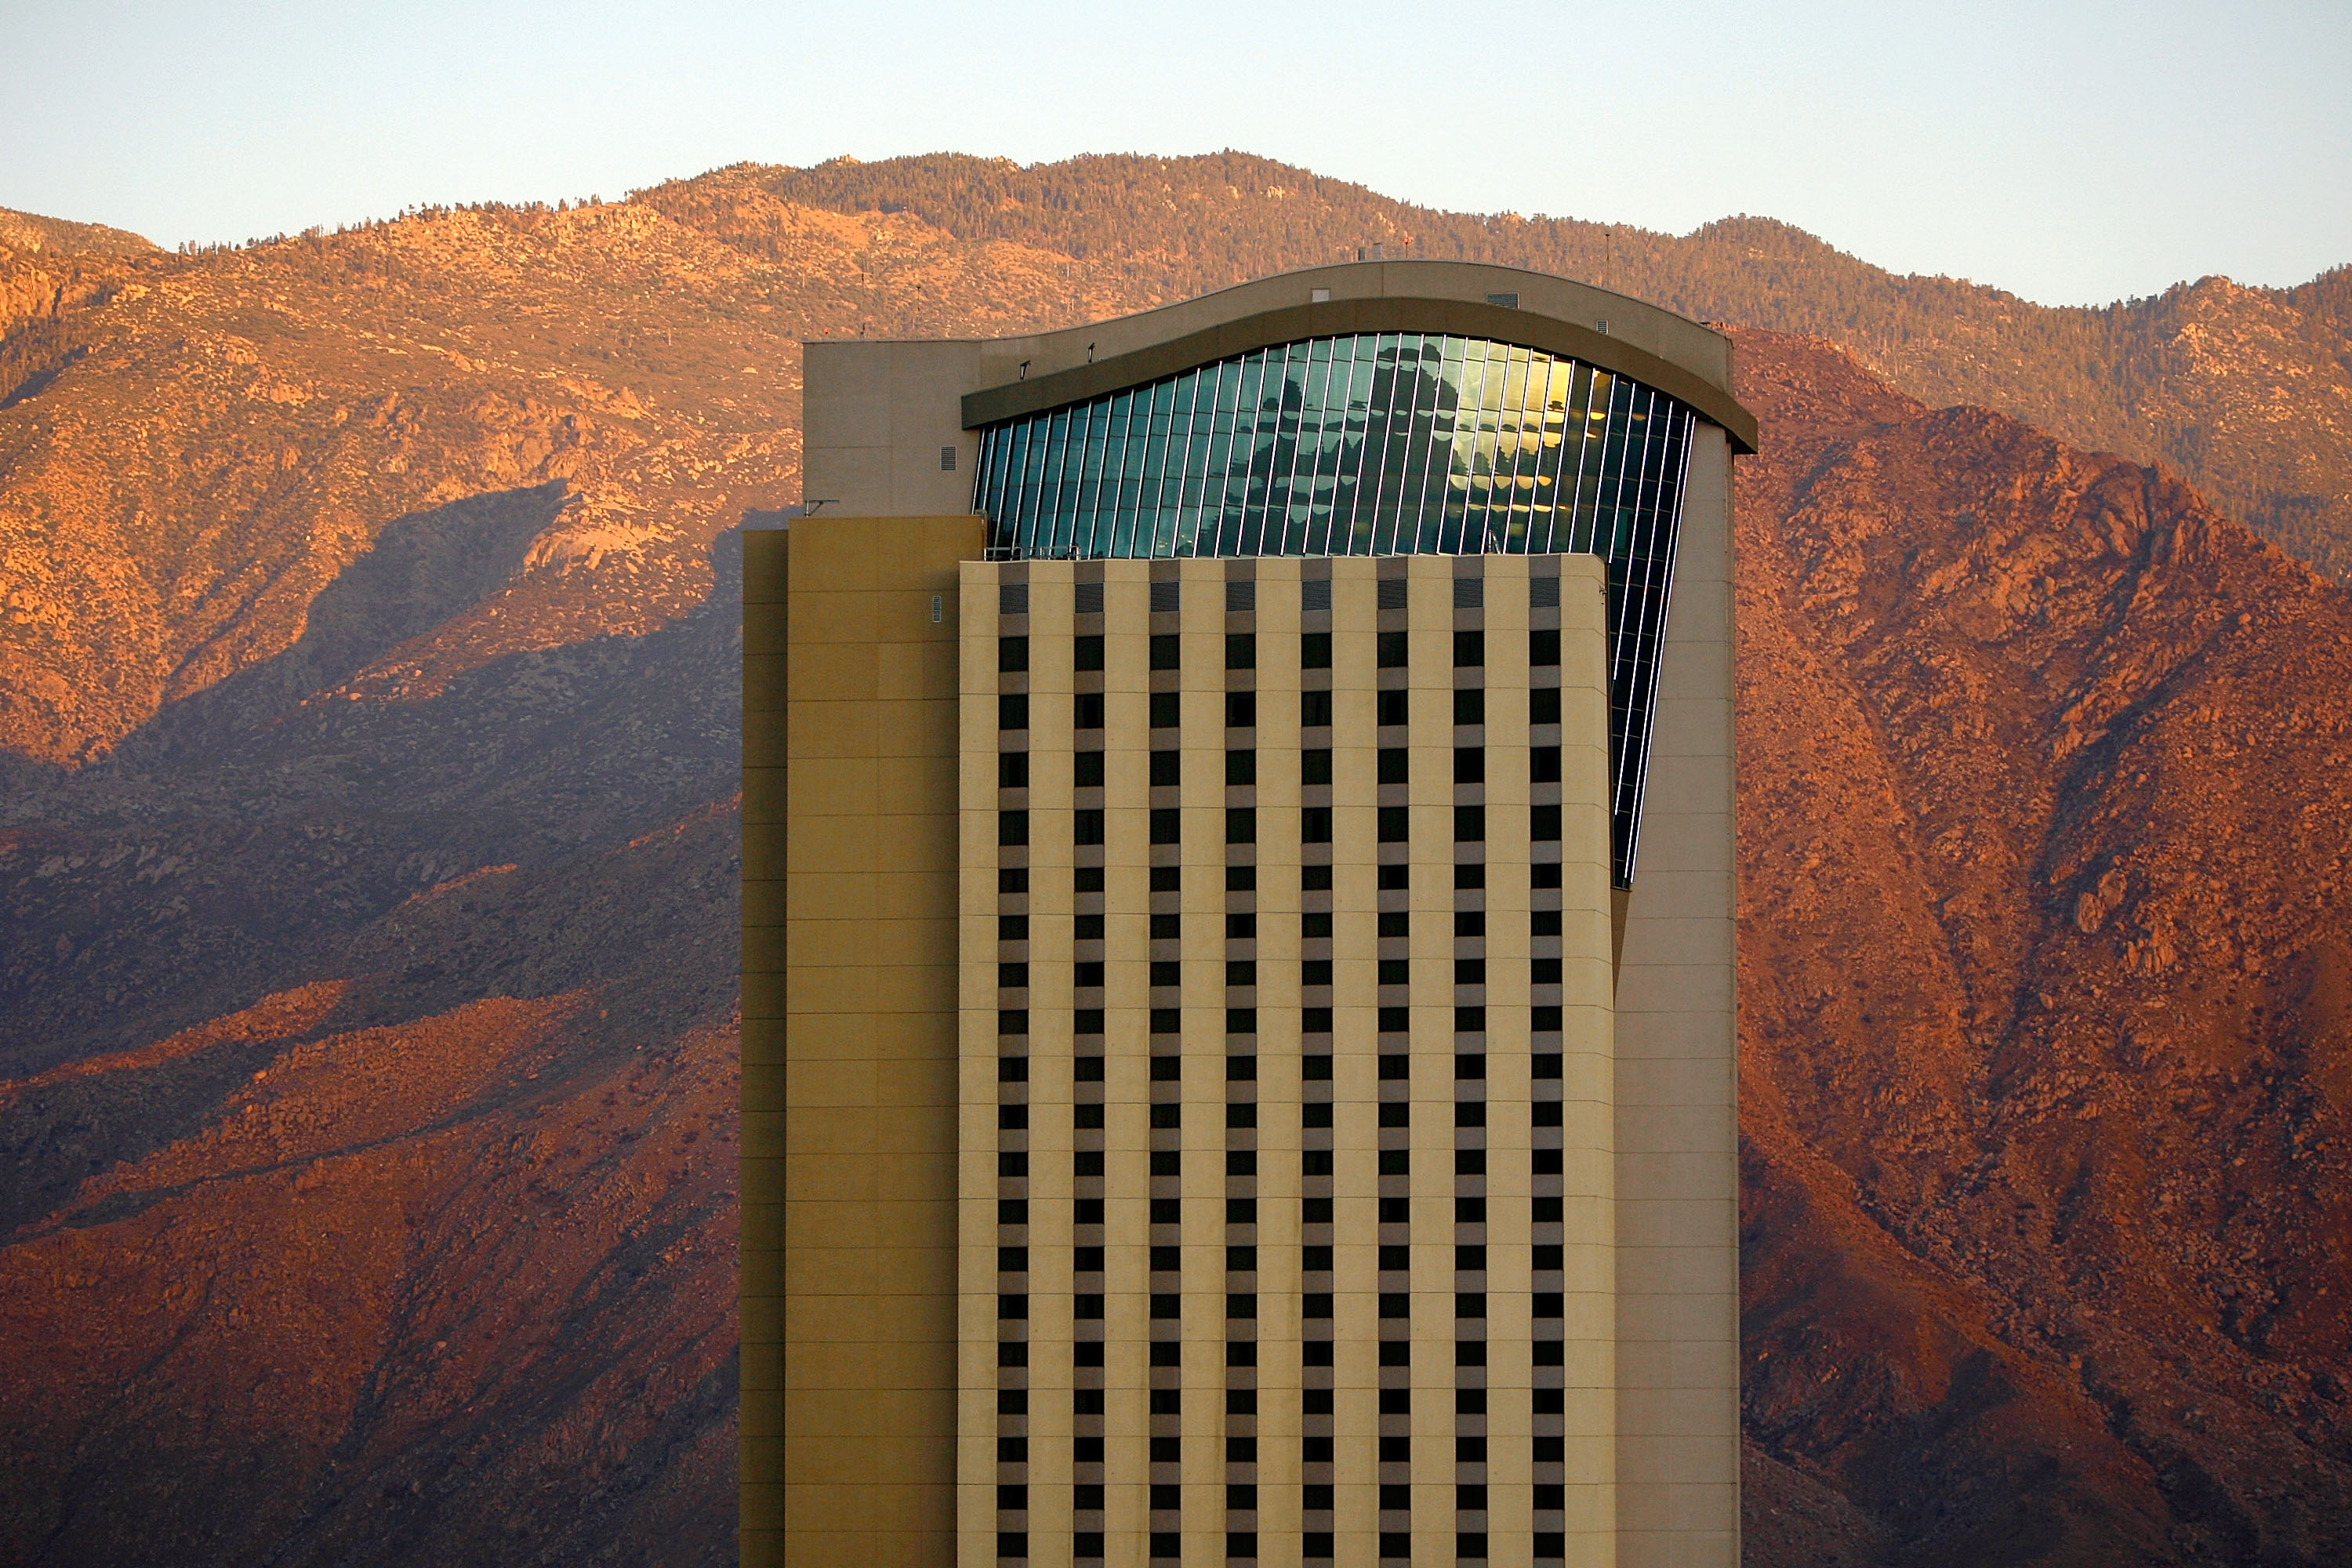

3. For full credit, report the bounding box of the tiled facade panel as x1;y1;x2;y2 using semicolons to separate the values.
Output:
960;556;1617;1568
772;517;988;1568
1611;429;1739;1568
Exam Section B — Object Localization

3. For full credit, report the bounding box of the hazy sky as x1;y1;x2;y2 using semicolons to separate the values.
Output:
2;0;2345;307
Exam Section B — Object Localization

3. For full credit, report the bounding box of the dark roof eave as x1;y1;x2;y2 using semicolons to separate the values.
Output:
960;295;1760;456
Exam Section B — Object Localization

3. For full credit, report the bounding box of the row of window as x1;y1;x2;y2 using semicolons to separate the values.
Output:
1000;629;1566;673
998;684;1566;731
1004;744;1570;788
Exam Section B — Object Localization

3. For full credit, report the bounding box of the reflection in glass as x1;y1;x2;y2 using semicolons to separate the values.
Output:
972;332;1701;886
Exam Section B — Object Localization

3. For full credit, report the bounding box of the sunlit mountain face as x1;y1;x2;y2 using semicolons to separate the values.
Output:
2;158;2348;1566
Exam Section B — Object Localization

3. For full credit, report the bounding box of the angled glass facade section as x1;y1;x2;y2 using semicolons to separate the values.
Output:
971;332;1700;883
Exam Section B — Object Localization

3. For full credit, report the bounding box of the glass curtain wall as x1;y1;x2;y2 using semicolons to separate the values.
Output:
971;332;1700;884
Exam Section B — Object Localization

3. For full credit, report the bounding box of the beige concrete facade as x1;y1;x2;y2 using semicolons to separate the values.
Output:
754;260;1746;1568
750;516;988;1568
952;557;1617;1568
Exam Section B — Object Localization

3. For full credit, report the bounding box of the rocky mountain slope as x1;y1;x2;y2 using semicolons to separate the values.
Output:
724;152;2352;579
2;165;2349;1565
1729;328;2352;1564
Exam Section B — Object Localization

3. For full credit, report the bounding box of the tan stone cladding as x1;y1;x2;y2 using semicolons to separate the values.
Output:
958;556;1617;1568
757;517;987;1568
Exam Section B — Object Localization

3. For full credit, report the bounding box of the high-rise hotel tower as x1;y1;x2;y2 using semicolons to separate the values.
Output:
745;262;1756;1568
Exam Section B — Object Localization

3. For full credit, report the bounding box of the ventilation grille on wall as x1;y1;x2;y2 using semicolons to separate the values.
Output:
1075;581;1104;615
1301;578;1331;613
1149;581;1181;613
999;583;1028;615
1452;578;1483;610
1376;579;1408;610
1225;580;1254;612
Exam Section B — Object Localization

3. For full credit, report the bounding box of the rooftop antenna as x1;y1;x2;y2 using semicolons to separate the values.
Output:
804;499;840;515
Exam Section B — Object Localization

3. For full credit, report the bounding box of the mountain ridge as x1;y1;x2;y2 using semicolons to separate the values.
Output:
2;156;2349;1566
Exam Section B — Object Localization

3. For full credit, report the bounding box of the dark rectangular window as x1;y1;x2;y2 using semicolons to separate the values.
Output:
1150;809;1181;844
1301;749;1332;786
1377;806;1410;842
1455;1005;1486;1033
1531;909;1561;937
1076;691;1106;729
1531;746;1561;783
1301;807;1333;843
1150;913;1180;940
1150;691;1180;728
1301;688;1334;727
1225;690;1256;728
1301;959;1332;986
1454;630;1483;666
999;694;1029;730
1302;864;1333;890
1150;866;1181;891
1301;631;1331;669
998;752;1029;789
1226;912;1257;939
1377;911;1409;938
1226;808;1255;844
1377;959;1409;985
1074;751;1105;789
1453;688;1484;725
1073;633;1104;671
1150;1008;1181;1035
999;637;1029;672
1303;1007;1333;1034
1149;960;1181;987
1532;958;1564;985
1376;630;1408;667
1226;633;1255;670
1532;862;1563;889
1226;1007;1257;1035
1454;805;1485;842
999;1057;1029;1083
1303;911;1333;939
1530;628;1561;666
1531;804;1562;841
1377;688;1408;726
1000;866;1029;894
999;961;1030;989
1149;750;1181;786
1226;864;1254;891
999;1009;1029;1035
1454;910;1485;938
1227;959;1257;987
1378;1007;1410;1033
1150;633;1180;670
1227;750;1256;785
999;914;1029;941
1454;747;1483;784
1377;748;1408;784
999;811;1029;845
1534;1005;1564;1032
1454;958;1486;985
1530;686;1560;724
